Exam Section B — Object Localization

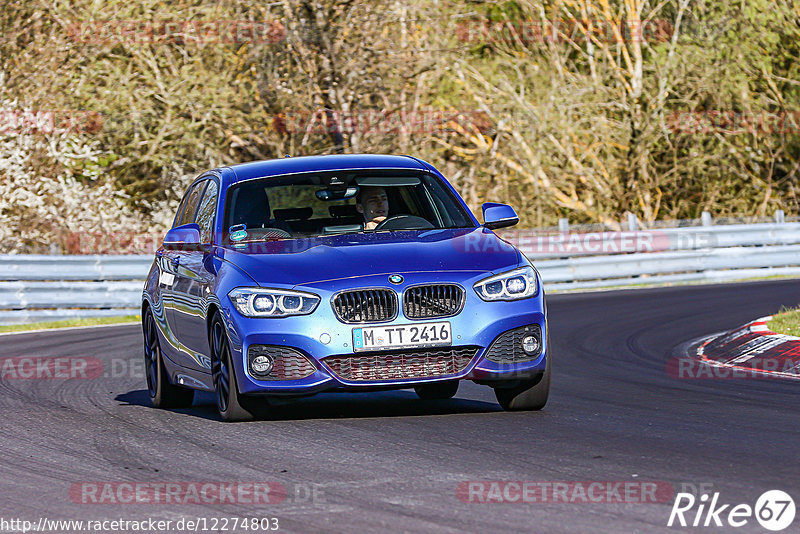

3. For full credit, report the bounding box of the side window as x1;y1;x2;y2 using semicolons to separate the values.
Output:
195;180;218;243
172;194;190;229
424;176;471;228
176;181;207;227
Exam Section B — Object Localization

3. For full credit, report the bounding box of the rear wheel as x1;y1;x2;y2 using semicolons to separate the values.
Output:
494;358;550;411
414;380;459;400
210;313;268;422
143;308;194;409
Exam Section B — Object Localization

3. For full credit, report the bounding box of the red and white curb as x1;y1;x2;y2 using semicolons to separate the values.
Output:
696;316;800;380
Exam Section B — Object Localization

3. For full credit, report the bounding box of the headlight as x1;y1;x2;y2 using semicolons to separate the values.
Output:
229;287;320;317
474;266;538;301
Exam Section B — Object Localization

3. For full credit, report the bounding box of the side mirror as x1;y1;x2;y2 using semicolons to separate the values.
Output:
482;202;519;230
163;223;202;250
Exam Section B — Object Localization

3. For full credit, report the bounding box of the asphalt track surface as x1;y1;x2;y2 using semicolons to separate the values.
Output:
1;279;799;533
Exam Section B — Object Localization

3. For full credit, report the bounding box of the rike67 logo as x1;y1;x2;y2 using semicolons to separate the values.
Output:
668;490;795;531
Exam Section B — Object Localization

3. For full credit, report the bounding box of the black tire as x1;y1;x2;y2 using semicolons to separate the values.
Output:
143;308;194;409
414;380;459;400
210;313;268;422
494;358;551;411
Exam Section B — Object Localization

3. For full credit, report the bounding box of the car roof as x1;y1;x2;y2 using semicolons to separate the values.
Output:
224;154;429;183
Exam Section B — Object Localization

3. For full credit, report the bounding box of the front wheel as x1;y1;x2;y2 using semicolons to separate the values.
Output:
494;359;550;411
210;313;268;422
143;308;194;409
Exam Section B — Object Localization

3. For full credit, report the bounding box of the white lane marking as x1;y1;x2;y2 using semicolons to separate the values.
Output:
0;321;139;337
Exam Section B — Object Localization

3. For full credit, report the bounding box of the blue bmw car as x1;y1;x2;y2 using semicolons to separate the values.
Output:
142;154;550;421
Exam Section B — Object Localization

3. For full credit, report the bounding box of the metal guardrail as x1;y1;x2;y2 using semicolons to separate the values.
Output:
511;222;800;259
0;281;143;308
513;215;800;290
535;246;800;290
0;214;799;324
0;255;153;281
0;256;149;325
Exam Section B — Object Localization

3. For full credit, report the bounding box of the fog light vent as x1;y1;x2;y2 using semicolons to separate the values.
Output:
247;345;316;380
485;324;542;364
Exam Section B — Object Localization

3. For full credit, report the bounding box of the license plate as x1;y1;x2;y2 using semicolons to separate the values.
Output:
352;322;452;352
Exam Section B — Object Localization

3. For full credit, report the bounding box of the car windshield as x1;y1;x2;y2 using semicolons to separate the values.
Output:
223;170;475;242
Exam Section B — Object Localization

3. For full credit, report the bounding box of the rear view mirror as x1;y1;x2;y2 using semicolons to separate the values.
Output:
316;187;359;201
482;203;519;230
163;223;202;250
356;176;421;187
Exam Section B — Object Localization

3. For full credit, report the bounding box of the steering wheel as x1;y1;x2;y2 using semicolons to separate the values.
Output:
374;215;435;231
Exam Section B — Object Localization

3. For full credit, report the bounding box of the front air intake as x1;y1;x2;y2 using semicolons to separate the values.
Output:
403;284;465;319
332;289;398;323
322;346;478;382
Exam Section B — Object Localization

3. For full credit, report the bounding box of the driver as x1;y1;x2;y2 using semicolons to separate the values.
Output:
356;186;389;230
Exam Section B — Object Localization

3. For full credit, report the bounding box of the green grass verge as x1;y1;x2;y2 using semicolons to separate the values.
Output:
767;307;800;336
0;315;140;334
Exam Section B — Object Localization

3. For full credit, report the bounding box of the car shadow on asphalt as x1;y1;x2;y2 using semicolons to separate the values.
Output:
115;389;503;422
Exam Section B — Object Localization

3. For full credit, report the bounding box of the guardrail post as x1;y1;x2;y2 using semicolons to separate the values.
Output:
775;209;785;224
701;211;713;227
627;213;638;231
558;218;569;233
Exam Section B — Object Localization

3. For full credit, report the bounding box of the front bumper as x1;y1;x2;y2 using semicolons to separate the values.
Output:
222;272;548;396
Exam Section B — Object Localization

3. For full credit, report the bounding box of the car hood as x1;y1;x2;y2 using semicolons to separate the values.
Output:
216;228;520;287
